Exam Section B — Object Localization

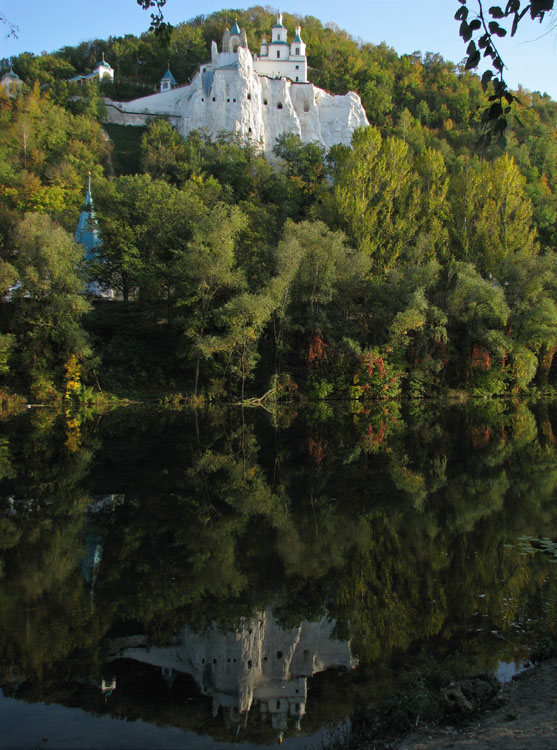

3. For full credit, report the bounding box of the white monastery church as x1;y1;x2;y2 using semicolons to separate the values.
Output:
104;13;368;154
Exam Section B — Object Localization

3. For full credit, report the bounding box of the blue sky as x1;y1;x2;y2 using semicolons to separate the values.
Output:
1;0;555;98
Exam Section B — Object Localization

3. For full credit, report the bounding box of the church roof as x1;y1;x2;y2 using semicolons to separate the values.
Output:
161;68;177;83
293;32;303;43
69;71;102;82
96;53;112;69
230;21;241;35
2;66;20;80
75;176;101;261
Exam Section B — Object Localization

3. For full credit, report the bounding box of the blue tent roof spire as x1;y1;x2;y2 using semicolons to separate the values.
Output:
160;64;177;84
75;171;101;261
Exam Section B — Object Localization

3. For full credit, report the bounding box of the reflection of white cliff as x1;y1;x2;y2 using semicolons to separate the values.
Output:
103;14;368;155
109;607;357;732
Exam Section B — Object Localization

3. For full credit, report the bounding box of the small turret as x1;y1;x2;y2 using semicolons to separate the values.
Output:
1;65;22;97
271;11;287;43
94;52;114;81
230;20;241;52
160;64;177;92
291;25;306;57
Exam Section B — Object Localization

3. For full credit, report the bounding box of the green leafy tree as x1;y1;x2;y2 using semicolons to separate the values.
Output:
11;214;91;398
220;292;276;401
446;262;510;393
413;147;450;261
175;203;247;397
501;252;557;388
334;126;420;272
94;174;206;303
449;154;538;277
140;118;189;183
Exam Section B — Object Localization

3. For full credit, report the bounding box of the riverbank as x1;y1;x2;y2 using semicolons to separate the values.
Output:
399;658;557;750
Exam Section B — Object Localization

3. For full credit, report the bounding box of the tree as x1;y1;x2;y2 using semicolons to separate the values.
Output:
93;174;149;302
449;154;538;277
11;214;91;397
273;133;326;187
334;126;420;272
93;174;206;303
413;148;450;262
283;220;367;334
500;252;557;387
175;203;247;397
141;118;188;183
446;262;510;393
220;292;276;401
267;223;307;375
387;267;449;397
0;83;109;230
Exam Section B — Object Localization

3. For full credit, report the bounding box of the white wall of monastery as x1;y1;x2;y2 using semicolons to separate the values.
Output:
104;45;368;154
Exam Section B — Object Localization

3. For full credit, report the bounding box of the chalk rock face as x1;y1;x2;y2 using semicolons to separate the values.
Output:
104;45;368;154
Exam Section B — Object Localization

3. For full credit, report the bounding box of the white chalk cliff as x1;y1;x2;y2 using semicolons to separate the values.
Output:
104;15;368;155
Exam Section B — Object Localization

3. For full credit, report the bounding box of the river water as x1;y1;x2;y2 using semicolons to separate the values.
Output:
1;400;555;748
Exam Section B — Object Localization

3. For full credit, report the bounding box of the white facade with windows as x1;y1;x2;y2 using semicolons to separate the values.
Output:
253;13;308;83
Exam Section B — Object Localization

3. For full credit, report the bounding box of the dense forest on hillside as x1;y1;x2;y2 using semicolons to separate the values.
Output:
0;7;555;405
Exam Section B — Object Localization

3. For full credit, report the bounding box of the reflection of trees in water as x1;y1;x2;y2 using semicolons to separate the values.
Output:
0;401;555;736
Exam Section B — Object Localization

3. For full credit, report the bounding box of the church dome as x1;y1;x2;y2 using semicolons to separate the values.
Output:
97;53;112;69
4;65;20;80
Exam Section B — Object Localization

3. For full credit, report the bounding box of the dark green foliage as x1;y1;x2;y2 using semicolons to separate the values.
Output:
104;123;146;175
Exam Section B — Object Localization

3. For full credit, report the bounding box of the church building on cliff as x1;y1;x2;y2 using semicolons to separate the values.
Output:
103;13;368;155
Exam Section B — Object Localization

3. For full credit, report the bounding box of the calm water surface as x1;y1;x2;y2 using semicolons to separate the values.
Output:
1;400;555;748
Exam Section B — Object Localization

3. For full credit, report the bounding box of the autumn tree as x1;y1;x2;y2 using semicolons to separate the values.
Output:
10;214;91;399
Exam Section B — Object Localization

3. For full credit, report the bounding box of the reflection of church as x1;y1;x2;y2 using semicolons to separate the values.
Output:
108;607;357;735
